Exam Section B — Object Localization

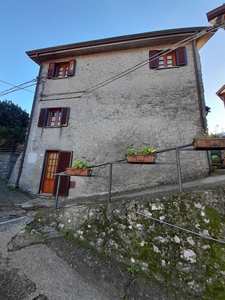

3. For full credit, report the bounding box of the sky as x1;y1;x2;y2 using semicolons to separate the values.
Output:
0;0;224;134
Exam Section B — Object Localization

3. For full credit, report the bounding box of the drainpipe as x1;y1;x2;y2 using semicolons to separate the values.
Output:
192;41;211;173
192;41;207;134
15;62;42;188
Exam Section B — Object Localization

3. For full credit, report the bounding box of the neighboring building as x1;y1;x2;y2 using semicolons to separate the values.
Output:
216;84;225;107
206;3;225;26
12;27;216;198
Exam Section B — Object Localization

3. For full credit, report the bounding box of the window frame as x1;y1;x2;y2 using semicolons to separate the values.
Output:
47;60;76;79
149;47;187;69
56;63;69;78
158;52;176;68
48;109;62;127
38;107;70;127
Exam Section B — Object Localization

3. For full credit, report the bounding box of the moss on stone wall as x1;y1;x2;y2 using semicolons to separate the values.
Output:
55;188;225;299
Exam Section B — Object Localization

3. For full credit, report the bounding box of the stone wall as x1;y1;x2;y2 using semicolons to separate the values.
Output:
50;188;225;299
0;153;19;179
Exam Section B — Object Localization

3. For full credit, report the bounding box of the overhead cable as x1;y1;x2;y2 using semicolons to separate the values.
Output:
0;78;37;96
81;23;221;95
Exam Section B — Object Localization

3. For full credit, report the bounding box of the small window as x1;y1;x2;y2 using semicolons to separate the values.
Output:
149;47;187;69
48;109;62;126
158;52;175;68
38;107;70;127
56;63;69;78
47;60;76;79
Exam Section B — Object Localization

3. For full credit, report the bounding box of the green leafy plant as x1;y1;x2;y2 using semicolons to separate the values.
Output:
140;146;156;154
126;148;137;155
72;160;88;169
211;155;220;164
63;229;74;240
128;264;140;276
126;146;156;155
194;131;223;139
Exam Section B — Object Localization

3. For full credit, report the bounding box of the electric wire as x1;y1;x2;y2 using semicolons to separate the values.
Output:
0;79;35;94
137;212;225;244
2;22;222;100
0;79;37;96
80;23;221;96
38;22;223;102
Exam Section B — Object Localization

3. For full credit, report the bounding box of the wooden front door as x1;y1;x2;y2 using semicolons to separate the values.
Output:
42;151;59;194
41;150;72;196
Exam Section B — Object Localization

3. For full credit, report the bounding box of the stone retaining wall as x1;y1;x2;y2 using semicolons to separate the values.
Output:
41;188;225;299
0;153;19;179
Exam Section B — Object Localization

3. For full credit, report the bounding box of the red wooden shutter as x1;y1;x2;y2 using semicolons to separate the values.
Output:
60;107;70;126
53;151;72;196
149;50;159;68
175;47;187;66
38;108;48;127
67;60;76;76
47;63;56;78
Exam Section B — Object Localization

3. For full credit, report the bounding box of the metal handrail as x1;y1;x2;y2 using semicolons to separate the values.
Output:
54;142;210;209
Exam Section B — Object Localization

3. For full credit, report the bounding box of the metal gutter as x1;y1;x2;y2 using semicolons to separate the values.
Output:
26;27;208;64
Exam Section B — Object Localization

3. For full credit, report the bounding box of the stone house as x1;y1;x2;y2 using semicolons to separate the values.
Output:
13;27;216;198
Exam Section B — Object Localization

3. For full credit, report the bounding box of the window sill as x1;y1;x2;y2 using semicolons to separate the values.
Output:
50;76;71;80
155;66;180;70
41;126;63;128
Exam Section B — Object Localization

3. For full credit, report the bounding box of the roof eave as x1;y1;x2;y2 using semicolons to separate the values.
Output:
206;4;225;24
216;84;225;101
26;26;215;65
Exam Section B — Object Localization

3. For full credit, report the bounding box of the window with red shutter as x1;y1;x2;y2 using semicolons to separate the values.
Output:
175;47;187;66
149;50;159;68
149;47;187;69
37;107;70;127
47;60;76;78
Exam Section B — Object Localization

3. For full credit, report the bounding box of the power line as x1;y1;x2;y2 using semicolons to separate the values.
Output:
38;23;221;102
81;23;220;96
0;79;37;96
38;22;222;103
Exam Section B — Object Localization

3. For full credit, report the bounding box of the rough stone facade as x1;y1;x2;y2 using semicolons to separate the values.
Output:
14;28;214;198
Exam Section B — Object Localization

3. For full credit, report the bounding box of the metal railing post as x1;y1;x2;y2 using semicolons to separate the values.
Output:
175;148;183;193
108;163;113;204
55;175;61;209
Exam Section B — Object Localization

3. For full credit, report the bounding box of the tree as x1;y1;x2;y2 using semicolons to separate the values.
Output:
0;100;30;150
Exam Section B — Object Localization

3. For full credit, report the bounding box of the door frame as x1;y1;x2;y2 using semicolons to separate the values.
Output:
39;150;72;195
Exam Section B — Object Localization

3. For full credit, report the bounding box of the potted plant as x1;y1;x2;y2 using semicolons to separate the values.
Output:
66;160;92;176
126;146;156;163
211;155;220;165
193;133;225;150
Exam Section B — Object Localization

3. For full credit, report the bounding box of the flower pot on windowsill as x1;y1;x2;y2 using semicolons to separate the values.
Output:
66;168;91;176
193;138;225;150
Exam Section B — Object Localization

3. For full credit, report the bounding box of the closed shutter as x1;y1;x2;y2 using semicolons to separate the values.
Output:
67;60;76;76
53;151;72;196
60;107;70;126
175;47;187;66
38;108;48;127
47;63;56;79
149;50;159;68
